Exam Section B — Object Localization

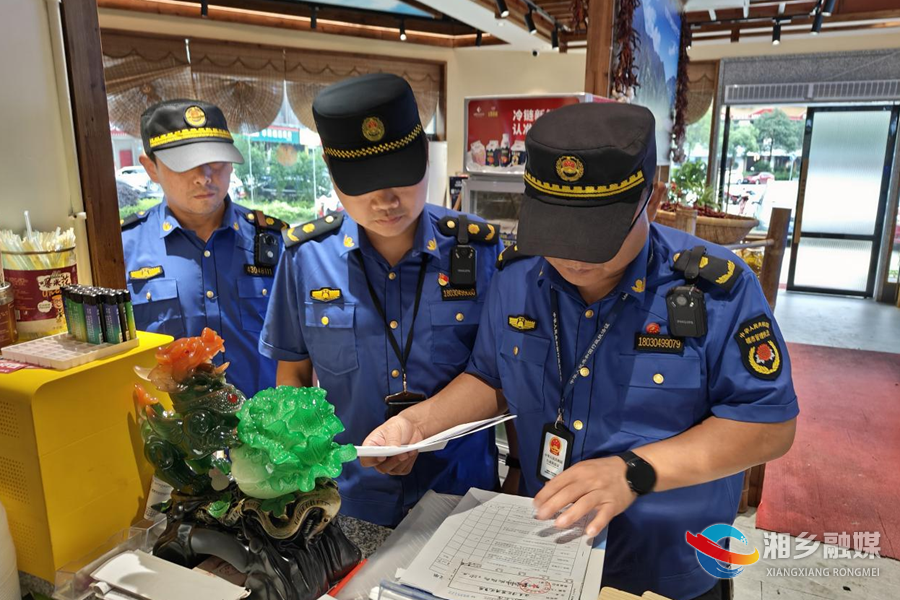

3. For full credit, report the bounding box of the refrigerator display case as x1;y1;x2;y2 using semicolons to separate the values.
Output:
460;93;609;244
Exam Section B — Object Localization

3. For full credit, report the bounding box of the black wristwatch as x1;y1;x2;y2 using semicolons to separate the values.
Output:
617;450;656;496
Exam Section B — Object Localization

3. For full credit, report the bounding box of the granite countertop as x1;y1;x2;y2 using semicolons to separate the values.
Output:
335;514;393;558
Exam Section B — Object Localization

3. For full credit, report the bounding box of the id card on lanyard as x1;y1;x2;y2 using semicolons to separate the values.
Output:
538;290;631;482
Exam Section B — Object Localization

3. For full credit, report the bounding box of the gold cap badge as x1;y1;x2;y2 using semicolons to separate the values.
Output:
556;155;585;182
184;106;207;128
362;117;386;142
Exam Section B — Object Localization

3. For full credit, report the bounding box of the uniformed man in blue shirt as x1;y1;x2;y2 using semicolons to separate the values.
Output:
259;74;502;527
362;102;798;599
122;100;282;397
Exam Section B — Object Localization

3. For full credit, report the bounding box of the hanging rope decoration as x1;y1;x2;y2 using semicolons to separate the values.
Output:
611;0;641;102
670;18;691;164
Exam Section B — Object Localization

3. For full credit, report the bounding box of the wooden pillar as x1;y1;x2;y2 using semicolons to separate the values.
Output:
706;61;721;188
584;0;615;96
760;208;791;310
60;0;126;288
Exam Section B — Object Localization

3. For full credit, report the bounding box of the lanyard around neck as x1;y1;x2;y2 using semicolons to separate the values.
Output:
550;289;630;428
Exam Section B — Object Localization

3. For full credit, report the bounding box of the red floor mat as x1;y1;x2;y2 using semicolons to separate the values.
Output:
755;343;900;559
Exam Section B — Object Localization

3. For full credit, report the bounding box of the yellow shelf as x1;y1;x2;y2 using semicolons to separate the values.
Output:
0;331;173;582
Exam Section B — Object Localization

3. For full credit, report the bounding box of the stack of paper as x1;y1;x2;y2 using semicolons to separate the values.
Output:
397;489;596;600
355;415;516;458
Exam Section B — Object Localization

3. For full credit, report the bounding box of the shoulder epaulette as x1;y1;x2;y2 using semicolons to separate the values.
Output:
496;243;529;271
437;216;500;244
673;249;743;292
282;212;345;248
120;210;151;229
245;210;287;231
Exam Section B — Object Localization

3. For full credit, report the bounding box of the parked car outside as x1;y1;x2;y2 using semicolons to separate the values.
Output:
116;165;152;191
741;172;775;185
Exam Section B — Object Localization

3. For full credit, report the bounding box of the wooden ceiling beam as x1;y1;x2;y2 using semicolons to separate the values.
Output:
96;0;461;46
694;19;900;40
209;0;467;34
689;8;900;32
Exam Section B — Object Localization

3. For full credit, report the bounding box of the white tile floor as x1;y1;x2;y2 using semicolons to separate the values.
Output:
733;291;900;600
774;291;900;355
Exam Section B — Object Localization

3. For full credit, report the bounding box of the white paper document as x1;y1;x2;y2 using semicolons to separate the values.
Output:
399;489;595;600
91;550;249;600
355;415;516;458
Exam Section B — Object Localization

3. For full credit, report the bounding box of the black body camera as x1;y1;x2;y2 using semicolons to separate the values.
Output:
666;285;707;338
255;231;280;268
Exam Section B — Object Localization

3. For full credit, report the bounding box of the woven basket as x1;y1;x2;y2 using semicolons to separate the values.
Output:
655;210;759;246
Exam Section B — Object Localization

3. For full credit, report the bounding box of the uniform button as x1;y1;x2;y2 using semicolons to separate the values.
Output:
206;290;214;299
391;369;400;378
579;367;590;377
573;420;584;431
325;215;335;224
204;250;211;258
388;272;397;280
321;316;329;326
248;213;255;221
456;312;464;322
513;346;519;356
146;291;152;301
653;373;665;385
262;288;268;296
390;320;399;329
584;309;595;318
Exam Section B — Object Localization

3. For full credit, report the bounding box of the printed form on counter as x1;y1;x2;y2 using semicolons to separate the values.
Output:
399;488;596;600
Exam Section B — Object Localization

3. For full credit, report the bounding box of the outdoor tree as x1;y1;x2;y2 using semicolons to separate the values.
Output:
683;108;713;160
728;123;759;166
755;109;802;164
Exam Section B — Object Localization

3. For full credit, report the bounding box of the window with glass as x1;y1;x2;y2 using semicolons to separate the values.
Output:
102;31;444;226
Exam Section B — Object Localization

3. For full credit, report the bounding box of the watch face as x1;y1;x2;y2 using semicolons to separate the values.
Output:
628;459;657;495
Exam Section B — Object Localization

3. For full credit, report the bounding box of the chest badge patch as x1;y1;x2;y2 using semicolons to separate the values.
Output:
635;333;684;355
508;315;537;331
734;314;783;380
129;266;164;280
311;288;342;303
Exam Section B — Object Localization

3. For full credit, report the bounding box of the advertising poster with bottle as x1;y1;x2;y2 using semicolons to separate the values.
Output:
464;95;611;176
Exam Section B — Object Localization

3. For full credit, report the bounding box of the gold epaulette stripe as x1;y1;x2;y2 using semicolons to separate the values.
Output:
324;124;423;159
149;127;233;148
524;170;645;199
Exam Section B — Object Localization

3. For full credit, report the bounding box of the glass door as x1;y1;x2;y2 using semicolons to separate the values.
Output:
788;106;899;297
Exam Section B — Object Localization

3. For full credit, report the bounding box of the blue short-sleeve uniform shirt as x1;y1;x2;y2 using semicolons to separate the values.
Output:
466;223;799;600
121;198;279;397
260;204;502;526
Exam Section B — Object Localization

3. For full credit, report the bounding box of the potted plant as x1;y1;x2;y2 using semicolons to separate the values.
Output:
656;161;759;245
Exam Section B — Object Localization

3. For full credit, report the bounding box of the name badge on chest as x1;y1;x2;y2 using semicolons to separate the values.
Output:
538;422;574;482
